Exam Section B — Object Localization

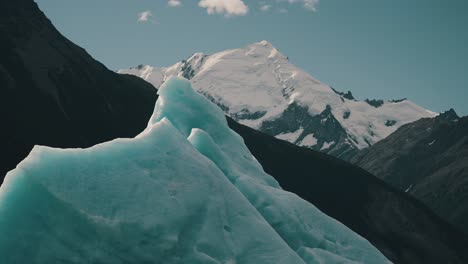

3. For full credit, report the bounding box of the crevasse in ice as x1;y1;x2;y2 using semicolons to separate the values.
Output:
0;77;391;263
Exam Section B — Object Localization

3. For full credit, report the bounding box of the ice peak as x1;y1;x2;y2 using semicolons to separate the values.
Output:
250;40;276;50
246;40;287;61
258;40;273;46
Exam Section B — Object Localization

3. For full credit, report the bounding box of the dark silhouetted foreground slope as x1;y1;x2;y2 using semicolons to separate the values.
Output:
228;117;468;264
351;109;468;234
0;0;157;180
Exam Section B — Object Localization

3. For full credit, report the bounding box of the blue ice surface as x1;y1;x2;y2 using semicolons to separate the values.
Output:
0;77;391;263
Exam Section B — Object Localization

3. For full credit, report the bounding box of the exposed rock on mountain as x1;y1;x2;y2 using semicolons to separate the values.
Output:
350;109;468;234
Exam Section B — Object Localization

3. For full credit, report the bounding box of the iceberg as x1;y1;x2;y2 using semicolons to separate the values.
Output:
0;77;390;263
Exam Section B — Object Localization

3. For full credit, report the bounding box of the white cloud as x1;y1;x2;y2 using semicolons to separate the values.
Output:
168;0;182;7
198;0;248;16
260;4;271;12
137;10;153;22
288;0;320;12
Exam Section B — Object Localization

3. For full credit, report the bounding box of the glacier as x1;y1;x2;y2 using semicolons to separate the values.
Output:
0;77;390;263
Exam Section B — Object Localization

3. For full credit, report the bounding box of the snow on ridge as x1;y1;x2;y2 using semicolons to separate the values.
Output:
299;134;318;147
258;40;271;46
334;98;437;148
119;41;437;150
321;141;335;151
276;128;304;143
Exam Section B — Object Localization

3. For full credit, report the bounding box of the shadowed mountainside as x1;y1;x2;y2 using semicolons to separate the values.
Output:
227;117;468;264
0;0;157;180
350;109;468;234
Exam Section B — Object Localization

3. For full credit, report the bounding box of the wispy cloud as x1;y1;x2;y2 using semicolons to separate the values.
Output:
260;4;271;12
161;0;318;18
198;0;248;16
137;10;153;22
287;0;320;12
168;0;182;7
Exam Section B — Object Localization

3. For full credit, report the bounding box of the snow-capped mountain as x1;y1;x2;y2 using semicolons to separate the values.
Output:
120;41;437;158
3;1;467;262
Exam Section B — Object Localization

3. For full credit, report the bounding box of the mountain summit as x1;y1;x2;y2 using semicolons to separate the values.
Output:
120;41;437;159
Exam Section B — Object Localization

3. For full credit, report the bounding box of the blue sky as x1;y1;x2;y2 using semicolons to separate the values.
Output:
36;0;468;115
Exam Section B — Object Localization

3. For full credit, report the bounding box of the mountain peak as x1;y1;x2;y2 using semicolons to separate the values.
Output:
439;108;459;121
249;40;278;51
257;40;273;47
246;40;287;61
120;43;435;152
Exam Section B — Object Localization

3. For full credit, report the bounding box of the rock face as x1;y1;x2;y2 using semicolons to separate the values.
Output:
120;41;436;159
227;117;468;264
0;0;158;180
350;109;468;234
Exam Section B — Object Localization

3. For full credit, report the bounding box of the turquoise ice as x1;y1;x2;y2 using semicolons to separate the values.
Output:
0;77;391;263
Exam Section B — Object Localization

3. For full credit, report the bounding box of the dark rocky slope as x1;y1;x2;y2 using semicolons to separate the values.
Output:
228;117;468;264
350;109;468;234
0;0;157;180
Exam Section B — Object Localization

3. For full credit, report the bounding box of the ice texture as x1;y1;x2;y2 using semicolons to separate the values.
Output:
0;77;391;263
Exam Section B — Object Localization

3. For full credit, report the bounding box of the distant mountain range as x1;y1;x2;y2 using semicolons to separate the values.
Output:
120;41;436;159
351;109;468;234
